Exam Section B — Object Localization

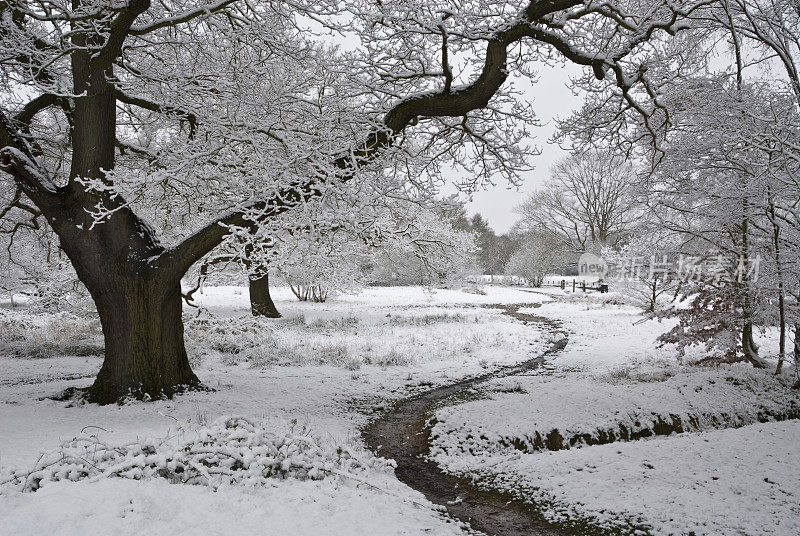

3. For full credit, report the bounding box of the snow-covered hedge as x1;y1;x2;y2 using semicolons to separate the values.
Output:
1;417;393;493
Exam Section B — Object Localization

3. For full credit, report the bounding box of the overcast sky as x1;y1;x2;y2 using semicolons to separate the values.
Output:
463;62;584;234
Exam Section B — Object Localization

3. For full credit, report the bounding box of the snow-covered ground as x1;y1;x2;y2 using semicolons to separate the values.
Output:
437;420;800;536
429;290;800;535
0;285;545;536
1;478;470;536
2;285;798;536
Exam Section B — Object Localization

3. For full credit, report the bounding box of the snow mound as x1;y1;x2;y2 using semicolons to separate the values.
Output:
1;417;393;493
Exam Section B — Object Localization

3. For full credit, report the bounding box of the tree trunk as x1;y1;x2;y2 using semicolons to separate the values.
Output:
50;23;197;403
650;280;657;313
769;194;786;375
84;271;200;404
794;324;800;389
42;182;203;404
741;322;763;368
739;196;765;369
249;272;281;318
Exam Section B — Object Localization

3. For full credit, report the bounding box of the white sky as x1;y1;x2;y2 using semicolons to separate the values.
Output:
463;62;584;234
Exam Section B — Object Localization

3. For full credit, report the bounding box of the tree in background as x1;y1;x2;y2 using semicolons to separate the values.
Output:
505;232;569;287
551;1;800;376
276;233;369;303
447;208;520;275
470;214;520;275
0;206;86;310
602;231;681;313
368;207;477;286
516;151;640;252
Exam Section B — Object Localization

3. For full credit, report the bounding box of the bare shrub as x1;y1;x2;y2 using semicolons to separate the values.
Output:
368;349;413;367
311;342;350;366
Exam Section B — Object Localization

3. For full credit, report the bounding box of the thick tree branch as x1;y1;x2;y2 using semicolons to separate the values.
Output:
91;0;152;71
115;137;159;163
14;94;68;127
159;0;702;279
114;88;197;138
157;1;576;276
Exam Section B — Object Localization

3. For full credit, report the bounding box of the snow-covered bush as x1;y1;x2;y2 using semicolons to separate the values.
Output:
0;417;393;493
366;208;478;287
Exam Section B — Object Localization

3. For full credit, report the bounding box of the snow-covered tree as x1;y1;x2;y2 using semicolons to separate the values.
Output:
505;232;569;287
271;224;371;303
368;205;477;286
642;79;797;368
515;151;641;251
554;1;800;376
0;0;713;402
602;231;681;313
712;0;800;383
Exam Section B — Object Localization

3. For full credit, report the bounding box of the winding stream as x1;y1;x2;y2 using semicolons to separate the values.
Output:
363;302;573;536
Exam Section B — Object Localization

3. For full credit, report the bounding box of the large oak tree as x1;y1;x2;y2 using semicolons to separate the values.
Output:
0;0;708;402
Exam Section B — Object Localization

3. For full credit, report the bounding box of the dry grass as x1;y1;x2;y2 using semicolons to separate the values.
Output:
0;310;103;359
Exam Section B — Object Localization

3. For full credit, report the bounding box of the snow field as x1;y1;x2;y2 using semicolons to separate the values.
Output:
429;293;800;535
0;285;545;536
433;420;800;536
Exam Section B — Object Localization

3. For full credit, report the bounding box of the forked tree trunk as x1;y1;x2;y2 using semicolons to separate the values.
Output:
35;20;199;403
50;204;204;403
249;272;281;318
88;274;199;403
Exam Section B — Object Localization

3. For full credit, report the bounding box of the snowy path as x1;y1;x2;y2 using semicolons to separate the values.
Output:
363;302;572;536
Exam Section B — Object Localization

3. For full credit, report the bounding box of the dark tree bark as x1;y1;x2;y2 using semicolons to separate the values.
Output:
40;126;202;403
794;324;800;389
249;272;281;318
70;1;198;402
89;272;199;403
